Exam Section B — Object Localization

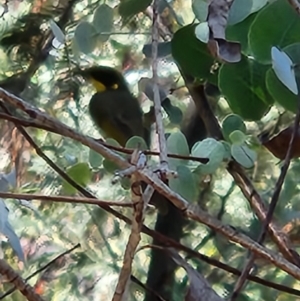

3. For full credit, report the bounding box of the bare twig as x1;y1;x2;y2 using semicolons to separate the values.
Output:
151;0;169;172
112;152;145;301
0;192;133;207
144;7;171;40
130;275;167;301
231;95;300;300
0;260;46;301
287;0;300;14
0;244;80;299
0;112;208;163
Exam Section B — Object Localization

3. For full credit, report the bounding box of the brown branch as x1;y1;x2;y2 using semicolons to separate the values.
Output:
0;244;80;299
0;112;208;163
0;192;133;207
287;0;300;14
112;154;145;301
0;260;46;301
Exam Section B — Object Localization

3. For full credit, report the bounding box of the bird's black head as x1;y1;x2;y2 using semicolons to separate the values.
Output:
81;66;129;92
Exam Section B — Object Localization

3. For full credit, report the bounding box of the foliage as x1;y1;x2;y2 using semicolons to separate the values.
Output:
0;0;300;301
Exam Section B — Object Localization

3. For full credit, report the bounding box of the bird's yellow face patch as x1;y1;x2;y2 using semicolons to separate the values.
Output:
90;78;106;92
89;78;119;92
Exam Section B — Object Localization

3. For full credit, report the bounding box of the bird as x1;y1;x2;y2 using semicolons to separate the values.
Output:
80;65;150;147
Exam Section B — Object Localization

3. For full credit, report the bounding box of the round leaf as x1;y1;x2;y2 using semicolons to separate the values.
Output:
93;4;114;42
226;13;257;54
222;114;247;142
74;22;97;54
192;0;208;22
121;177;131;190
227;0;267;26
62;163;92;195
103;138;123;174
171;24;215;80
125;136;148;151
119;0;152;21
191;138;225;174
228;0;253;26
271;47;298;95
142;42;172;58
231;144;257;168
195;22;209;43
89;149;103;169
221;141;232;160
229;130;247;145
266;69;298;112
167;131;190;169
219;55;273;120
249;0;300;63
49;20;65;44
169;165;198;203
266;43;300;112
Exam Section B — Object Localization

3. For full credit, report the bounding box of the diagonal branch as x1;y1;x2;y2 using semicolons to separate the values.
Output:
0;259;46;301
1;88;300;277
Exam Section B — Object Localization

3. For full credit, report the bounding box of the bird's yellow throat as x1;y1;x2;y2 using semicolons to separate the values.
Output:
90;77;119;92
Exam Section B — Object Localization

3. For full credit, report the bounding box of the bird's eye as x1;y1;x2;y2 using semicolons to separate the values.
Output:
111;84;118;89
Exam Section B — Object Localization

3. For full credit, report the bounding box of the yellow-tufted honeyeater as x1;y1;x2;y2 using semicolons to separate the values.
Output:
81;66;169;213
81;66;150;147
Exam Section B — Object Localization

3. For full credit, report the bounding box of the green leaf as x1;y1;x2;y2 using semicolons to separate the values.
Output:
93;4;114;42
103;138;123;174
74;22;98;54
89;149;103;169
227;0;267;26
229;130;247;145
49;20;65;44
191;138;225;174
142;42;172;58
226;13;256;54
222;114;247;142
221;141;232;160
162;99;183;124
228;0;253;26
266;69;298;112
266;43;300;112
119;0;152;21
125;136;148;150
121;177;131;190
171;24;214;79
0;199;24;261
194;22;209;44
231;144;257;168
62;163;92;195
219;55;273;120
192;0;208;22
167;131;190;169
271;47;298;95
249;0;300;63
169;165;198;203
